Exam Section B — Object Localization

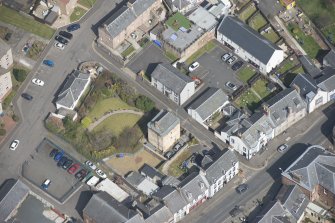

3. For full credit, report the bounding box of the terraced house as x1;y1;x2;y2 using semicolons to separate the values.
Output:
0;39;13;106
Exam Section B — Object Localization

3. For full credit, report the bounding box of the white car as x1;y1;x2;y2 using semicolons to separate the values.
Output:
32;78;45;86
277;144;288;152
96;169;107;179
10;140;19;151
188;61;200;72
85;160;97;170
54;42;65;50
225;81;237;91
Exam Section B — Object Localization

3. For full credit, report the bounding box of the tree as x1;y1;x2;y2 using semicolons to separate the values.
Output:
135;95;155;112
13;69;27;82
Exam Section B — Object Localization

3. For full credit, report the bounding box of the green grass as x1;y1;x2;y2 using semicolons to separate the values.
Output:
166;12;191;31
322;24;335;45
87;98;135;119
287;23;321;58
93;113;142;136
0;6;55;39
237;66;257;83
235;90;261;111
185;40;216;64
78;0;96;8
276;59;298;74
121;45;135;58
70;7;87;22
168;149;192;177
262;28;280;43
165;50;179;61
252;79;272;99
248;12;268;31
238;4;257;22
280;66;303;86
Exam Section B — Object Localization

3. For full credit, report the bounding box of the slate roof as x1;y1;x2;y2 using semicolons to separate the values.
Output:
253;201;296;223
188;88;229;122
188;7;218;31
139;164;164;180
299;55;321;78
151;63;193;94
290;73;318;101
0;38;10;58
83;192;143;223
56;70;90;109
323;49;335;67
125;171;145;187
103;0;156;38
152;185;187;213
282;145;335;194
316;67;335;92
143;203;173;223
147;110;180;137
0;179;30;222
217;16;281;64
178;172;209;202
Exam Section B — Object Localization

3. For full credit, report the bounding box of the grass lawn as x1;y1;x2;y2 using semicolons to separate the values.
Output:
248;12;268;31
262;28;280;43
238;4;257;22
87;98;135;119
93;113;142;136
121;45;135;58
168;149;192;177
27;40;46;60
280;66;303;86
252;79;271;99
78;0;96;8
0;6;55;39
287;23;321;59
237;66;257;83
235;90;261;111
166;12;191;31
70;6;87;22
276;59;298;74
322;24;335;46
186;40;216;64
165;50;179;61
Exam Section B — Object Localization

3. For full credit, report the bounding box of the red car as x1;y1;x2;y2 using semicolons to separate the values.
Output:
68;163;80;174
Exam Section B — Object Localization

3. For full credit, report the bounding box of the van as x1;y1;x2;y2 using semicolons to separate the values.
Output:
41;179;51;190
86;176;100;187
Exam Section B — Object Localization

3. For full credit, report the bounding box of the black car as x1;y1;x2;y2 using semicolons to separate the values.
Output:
232;61;244;71
236;184;248;194
49;149;58;157
229;206;243;217
57;156;68;167
67;23;80;32
75;169;87;180
21;93;33;101
55;35;69;45
59;31;73;40
62;159;73;169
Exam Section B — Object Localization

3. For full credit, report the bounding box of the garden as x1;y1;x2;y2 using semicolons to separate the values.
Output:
238;3;257;22
70;6;87;22
262;27;281;43
248;12;268;31
166;12;191;31
237;66;257;83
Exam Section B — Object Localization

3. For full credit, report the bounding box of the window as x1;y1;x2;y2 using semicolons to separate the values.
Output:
315;97;323;105
231;138;235;144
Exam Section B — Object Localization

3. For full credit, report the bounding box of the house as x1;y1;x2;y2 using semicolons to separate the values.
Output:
95;178;129;202
0;179;30;222
199;149;239;197
217;16;284;74
165;0;200;14
290;73;328;113
54;0;77;15
188;7;218;31
279;0;295;10
125;171;159;195
83;191;144;223
0;39;13;105
139;164;164;185
316;67;335;102
135;199;173;223
56;70;91;110
262;88;307;137
281;145;335;208
299;55;321;78
147;110;180;153
304;202;333;223
323;49;335;68
151;63;195;105
0;39;13;70
98;0;164;49
187;88;229;127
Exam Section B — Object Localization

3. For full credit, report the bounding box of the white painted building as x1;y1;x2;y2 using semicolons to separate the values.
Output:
316;67;335;102
0;39;13;70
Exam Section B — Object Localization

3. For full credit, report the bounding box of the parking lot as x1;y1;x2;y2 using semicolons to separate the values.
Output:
22;139;85;202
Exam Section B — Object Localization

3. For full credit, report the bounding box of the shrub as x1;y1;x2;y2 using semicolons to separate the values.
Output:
13;69;27;82
135;95;155;112
12;114;19;122
0;129;6;136
81;117;92;128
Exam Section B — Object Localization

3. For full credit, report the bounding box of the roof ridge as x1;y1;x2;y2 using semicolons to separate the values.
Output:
268;88;295;108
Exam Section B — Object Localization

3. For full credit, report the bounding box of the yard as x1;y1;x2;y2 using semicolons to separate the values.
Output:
70;6;87;22
280;66;304;86
121;45;135;58
321;24;335;45
105;149;162;176
248;12;268;31
238;3;257;22
276;58;298;74
78;0;96;8
167;149;192;177
234;89;261;111
252;79;272;99
237;66;257;83
186;40;217;64
166;12;191;31
262;28;280;43
27;41;47;60
0;6;55;39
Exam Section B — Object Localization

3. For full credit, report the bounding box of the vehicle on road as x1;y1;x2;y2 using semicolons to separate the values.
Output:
54;150;64;161
43;59;54;67
9;140;19;151
85;160;96;170
21;93;33;101
277;144;288;152
229;206;243;217
55;35;69;45
232;61;244;71
221;53;232;62
225;81;237;91
75;169;87;180
96;169;107;179
227;56;237;65
59;31;73;40
68;163;80;174
63;159;73;169
54;42;65;50
32;78;45;86
188;61;199;72
41;179;51;190
67;23;80;32
165;151;175;159
57;156;68;167
49;149;58;157
236;184;248;194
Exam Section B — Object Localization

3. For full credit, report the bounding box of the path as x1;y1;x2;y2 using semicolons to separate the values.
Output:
250;88;263;101
87;109;144;131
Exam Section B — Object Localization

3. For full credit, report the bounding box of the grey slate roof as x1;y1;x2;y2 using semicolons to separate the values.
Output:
217;16;280;64
178;172;209;202
290;73;317;101
323;49;335;67
125;171;145;187
298;55;321;78
0;179;30;222
151;63;193;94
188;88;229;121
104;0;156;38
139;164;164;180
316;67;335;92
147;110;180;137
0;38;10;58
282;145;335;194
188;7;218;31
143;204;173;223
83;191;143;223
254;201;296;223
152;185;187;213
56;70;90;109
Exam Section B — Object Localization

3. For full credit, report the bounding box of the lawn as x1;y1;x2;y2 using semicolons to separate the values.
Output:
168;149;192;177
276;58;298;74
166;12;191;31
78;0;96;8
121;45;135;58
70;6;87;22
237;66;257;83
287;23;321;59
87;98;135;119
0;6;55;39
186;40;216;64
248;12;268;31
238;4;257;22
252;79;271;99
165;50;179;61
262;28;280;43
235;89;261;111
322;24;335;46
27;41;46;60
280;66;303;86
93;113;142;136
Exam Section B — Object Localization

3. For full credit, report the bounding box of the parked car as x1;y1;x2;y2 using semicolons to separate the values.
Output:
232;61;244;71
188;61;199;72
68;163;81;174
54;150;64;161
55;35;69;45
57;156;68;167
32;78;45;86
49;149;58;157
96;169;107;179
54;42;65;50
21;93;33;101
41;179;51;190
277;144;288;152
165;151;175;159
225;81;237;91
227;56;237;64
59;31;73;40
229;206;243;217
236;184;248;194
43;59;54;67
174;143;182;152
221;53;232;62
63;159;73;170
86;176;100;186
75;169;87;180
9;140;19;151
85;160;97;170
67;23;80;32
